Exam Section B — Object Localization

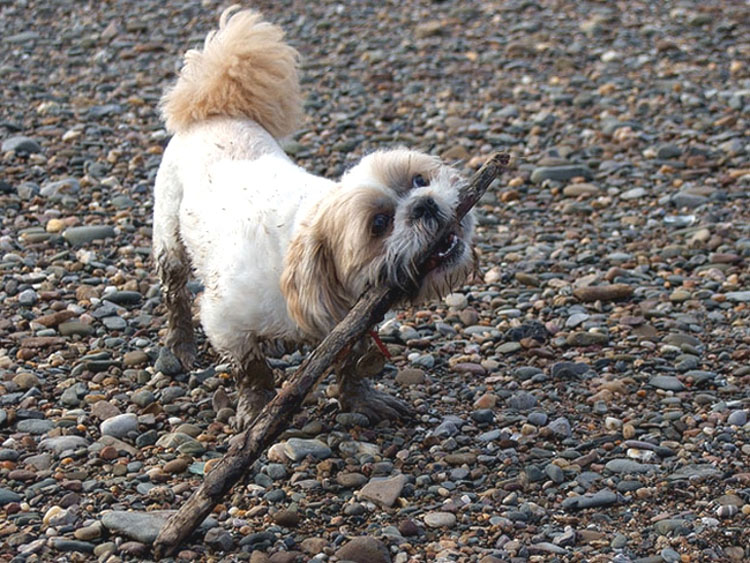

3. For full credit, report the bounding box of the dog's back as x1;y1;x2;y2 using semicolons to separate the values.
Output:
159;6;302;139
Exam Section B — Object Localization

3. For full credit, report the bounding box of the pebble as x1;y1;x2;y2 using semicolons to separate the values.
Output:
74;522;103;541
727;410;747;426
2;2;750;561
573;284;634;302
649;375;686;392
100;510;171;544
100;413;137;438
423;511;457;528
0;488;22;505
395;368;425;385
546;417;572;438
507;391;538;411
154;347;183;375
335;537;391;563
38;436;89;454
204;527;234;551
2;135;42;153
562;489;619;511
336;472;368;488
15;419;54;434
359;474;407;507
283;438;332;462
62;225;116;245
531;165;593;184
48;539;94;553
605;459;655;474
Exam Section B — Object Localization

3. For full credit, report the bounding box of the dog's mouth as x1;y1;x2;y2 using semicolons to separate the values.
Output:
424;231;462;272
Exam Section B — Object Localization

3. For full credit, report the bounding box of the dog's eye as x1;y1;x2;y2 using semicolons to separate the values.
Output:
371;213;392;237
411;174;429;189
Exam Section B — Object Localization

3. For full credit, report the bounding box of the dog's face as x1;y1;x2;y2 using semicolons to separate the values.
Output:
281;148;475;339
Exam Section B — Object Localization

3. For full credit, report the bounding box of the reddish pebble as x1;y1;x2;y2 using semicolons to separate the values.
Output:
7;469;37;481
99;446;119;460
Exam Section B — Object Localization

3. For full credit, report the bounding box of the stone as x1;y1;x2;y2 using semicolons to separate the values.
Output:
15;419;54;434
204;527;235;551
100;413;137;438
2;136;42;153
335;536;391;563
649;375;685;392
12;372;40;390
100;510;180;544
727;410;747;426
667;464;722;481
91;400;121;421
562;489;618;511
62;225;116;245
605;459;655;474
336;472;368;488
573;284;633;302
123;350;149;367
563;183;600;197
547;417;572;438
271;509;300;527
0;488;22;505
423;511;457;528
359;474;407;507
725;291;750;303
48;539;94;553
154;347;183;375
531;165;593;184
507;391;538;411
103;291;142;306
395;368;426;385
283;438;332;461
131;389;156;407
39;436;89;454
566;332;609;346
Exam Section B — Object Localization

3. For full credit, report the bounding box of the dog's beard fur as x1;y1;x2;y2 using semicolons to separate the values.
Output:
280;149;475;341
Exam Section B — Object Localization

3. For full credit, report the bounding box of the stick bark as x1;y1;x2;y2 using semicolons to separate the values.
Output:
152;152;508;558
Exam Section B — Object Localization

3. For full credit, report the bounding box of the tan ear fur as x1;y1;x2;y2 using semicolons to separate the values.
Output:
280;231;351;341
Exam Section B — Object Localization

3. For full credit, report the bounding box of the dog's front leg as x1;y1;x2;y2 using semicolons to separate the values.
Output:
234;355;276;430
335;339;413;423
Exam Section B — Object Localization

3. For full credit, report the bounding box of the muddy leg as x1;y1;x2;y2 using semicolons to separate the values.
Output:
157;242;196;370
234;355;277;430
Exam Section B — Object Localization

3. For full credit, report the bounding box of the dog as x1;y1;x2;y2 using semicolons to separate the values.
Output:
152;6;475;427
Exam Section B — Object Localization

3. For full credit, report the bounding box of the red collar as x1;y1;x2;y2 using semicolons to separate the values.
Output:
369;330;391;359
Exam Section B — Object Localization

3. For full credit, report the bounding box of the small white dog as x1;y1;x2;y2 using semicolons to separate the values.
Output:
153;7;474;426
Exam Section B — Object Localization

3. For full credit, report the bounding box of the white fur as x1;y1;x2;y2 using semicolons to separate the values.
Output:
153;8;474;374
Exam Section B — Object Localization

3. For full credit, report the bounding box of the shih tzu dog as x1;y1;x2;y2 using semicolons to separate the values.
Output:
152;6;474;427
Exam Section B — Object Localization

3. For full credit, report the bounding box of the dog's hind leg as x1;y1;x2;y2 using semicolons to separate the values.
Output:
156;239;196;370
153;162;196;370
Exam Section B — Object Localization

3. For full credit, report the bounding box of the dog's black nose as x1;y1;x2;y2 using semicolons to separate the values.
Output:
411;197;439;222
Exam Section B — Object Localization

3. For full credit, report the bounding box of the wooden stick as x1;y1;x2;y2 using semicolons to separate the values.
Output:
152;152;508;557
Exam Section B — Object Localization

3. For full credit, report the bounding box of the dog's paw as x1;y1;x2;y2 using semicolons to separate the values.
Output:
235;387;276;431
169;340;196;371
339;380;414;423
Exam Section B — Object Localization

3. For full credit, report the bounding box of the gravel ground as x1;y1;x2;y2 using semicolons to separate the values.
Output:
1;0;750;562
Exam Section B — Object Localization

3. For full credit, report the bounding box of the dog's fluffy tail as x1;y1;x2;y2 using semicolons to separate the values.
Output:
160;6;302;138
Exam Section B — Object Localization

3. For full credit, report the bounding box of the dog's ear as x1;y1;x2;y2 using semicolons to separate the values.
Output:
281;232;350;340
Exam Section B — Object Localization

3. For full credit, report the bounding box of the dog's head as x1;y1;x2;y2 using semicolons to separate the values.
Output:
281;148;475;340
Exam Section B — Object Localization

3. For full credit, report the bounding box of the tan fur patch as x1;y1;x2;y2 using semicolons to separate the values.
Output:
160;7;303;138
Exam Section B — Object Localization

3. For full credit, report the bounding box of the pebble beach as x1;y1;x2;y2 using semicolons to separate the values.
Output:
1;0;749;561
